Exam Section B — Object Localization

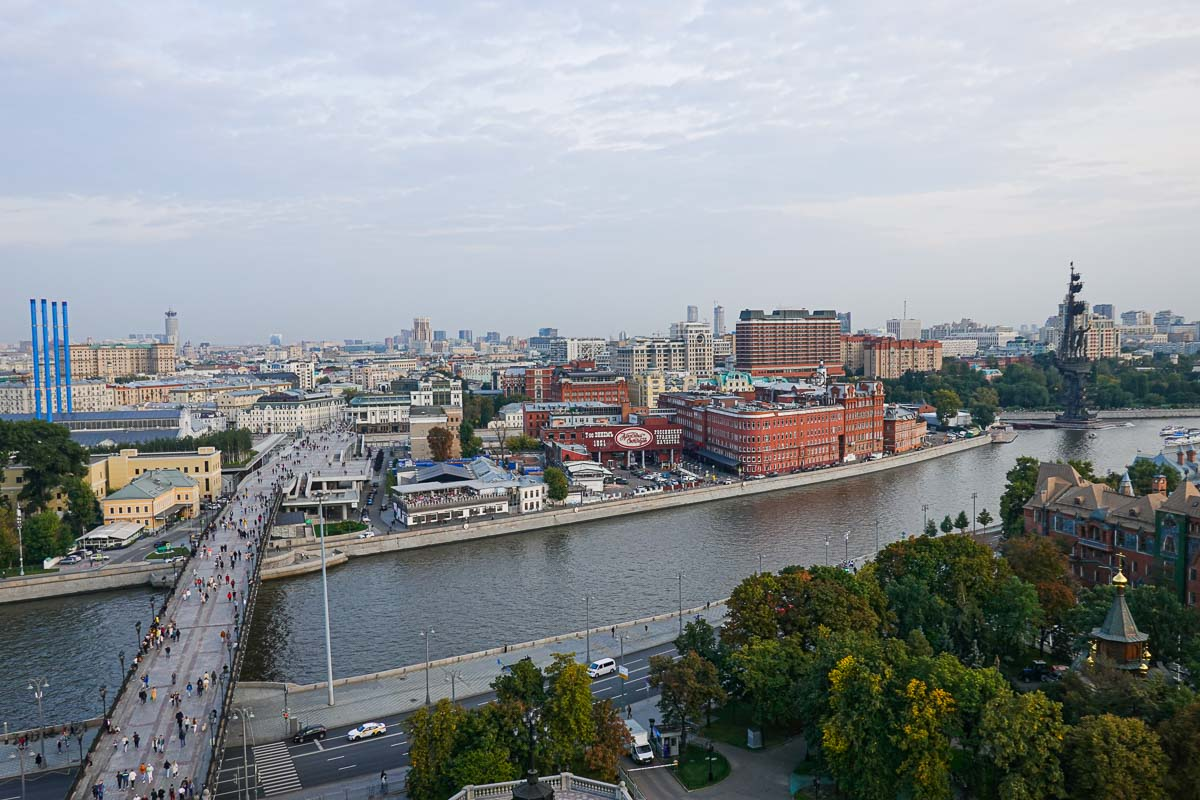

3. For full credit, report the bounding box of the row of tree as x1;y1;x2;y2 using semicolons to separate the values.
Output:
405;655;629;800
885;354;1200;413
662;529;1200;799
86;428;255;464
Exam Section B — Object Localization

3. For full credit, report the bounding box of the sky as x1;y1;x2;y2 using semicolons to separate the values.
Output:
2;0;1199;344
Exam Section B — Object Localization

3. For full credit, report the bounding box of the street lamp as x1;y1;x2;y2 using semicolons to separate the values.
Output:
99;685;108;718
230;707;255;800
14;737;27;800
420;627;435;705
677;573;683;635
824;535;830;567
15;506;24;577
922;503;930;531
619;634;627;709
445;670;464;704
119;650;126;676
972;492;978;533
512;708;553;800
135;620;142;643
209;709;218;748
875;517;880;555
707;741;715;784
316;494;336;707
584;595;592;665
844;531;849;566
73;723;84;764
26;678;49;762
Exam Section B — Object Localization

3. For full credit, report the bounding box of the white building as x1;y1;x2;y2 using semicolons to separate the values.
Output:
937;339;980;358
0;380;116;414
236;391;345;434
392;458;545;527
548;337;609;365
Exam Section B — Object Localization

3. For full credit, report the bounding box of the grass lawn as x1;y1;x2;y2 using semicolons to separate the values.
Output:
316;520;368;536
0;566;59;578
702;698;803;749
676;743;730;790
146;547;191;560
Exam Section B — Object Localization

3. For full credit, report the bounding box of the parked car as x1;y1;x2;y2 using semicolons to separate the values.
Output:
347;722;387;741
60;555;82;565
587;658;617;678
293;725;327;743
356;531;376;539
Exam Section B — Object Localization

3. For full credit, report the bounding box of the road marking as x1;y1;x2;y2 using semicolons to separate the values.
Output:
337;765;357;771
253;741;303;795
326;756;344;761
293;730;407;758
390;740;409;747
313;738;324;751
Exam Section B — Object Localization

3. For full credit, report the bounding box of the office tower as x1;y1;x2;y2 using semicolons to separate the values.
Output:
458;329;474;342
1092;304;1115;320
164;309;179;350
713;305;725;337
433;330;447;342
837;312;852;334
412;317;432;343
886;318;922;340
686;305;699;323
269;333;283;346
537;327;558;338
735;309;842;377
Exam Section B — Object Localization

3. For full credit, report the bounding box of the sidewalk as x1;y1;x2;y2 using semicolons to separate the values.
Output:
0;727;99;780
70;429;353;800
232;604;728;745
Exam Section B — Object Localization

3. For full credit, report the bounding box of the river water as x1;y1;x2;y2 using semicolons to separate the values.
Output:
4;418;1195;728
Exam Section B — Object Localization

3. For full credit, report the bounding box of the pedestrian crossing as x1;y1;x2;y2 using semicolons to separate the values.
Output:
252;741;302;795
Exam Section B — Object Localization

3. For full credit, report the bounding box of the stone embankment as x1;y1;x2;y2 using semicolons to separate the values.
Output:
1000;408;1200;421
262;435;992;578
0;561;177;605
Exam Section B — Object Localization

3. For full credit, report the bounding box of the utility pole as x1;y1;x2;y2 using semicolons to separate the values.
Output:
844;531;849;566
972;492;978;533
922;503;929;531
677;573;683;635
824;535;830;567
875;517;880;555
318;495;335;706
421;627;435;706
16;506;25;577
585;595;591;665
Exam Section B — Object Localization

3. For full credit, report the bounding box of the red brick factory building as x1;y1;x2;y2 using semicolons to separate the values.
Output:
659;380;885;475
542;416;684;468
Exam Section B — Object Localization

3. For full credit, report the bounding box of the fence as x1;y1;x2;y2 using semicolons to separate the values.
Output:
447;772;632;800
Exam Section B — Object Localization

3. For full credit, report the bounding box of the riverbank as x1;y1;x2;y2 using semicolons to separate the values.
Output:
0;560;176;605
1001;407;1200;421
233;600;729;745
262;435;993;578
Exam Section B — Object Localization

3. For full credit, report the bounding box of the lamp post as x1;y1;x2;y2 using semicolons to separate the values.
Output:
209;709;218;749
231;707;255;800
119;650;126;676
844;531;849;567
135;620;142;643
619;633;628;708
707;741;715;784
99;685;108;718
875;517;880;555
15;506;24;577
445;670;464;704
758;554;763;575
512;708;553;800
584;595;591;665
677;573;683;635
27;677;49;762
922;503;929;531
15;738;27;800
420;627;435;706
73;723;84;764
824;535;830;567
972;492;978;533
316;495;336;707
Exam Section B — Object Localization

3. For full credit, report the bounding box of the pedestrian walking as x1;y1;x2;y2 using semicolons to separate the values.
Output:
134;732;141;749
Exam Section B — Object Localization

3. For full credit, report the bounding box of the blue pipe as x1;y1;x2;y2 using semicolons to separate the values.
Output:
51;301;63;415
40;299;53;422
29;299;41;420
62;300;74;413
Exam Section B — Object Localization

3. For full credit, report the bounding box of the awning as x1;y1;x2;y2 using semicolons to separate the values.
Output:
692;449;740;469
153;503;192;520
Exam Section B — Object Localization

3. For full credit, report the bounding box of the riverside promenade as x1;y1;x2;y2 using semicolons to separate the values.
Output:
71;427;354;800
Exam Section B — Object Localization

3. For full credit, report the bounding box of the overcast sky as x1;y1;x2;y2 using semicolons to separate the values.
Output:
2;1;1198;344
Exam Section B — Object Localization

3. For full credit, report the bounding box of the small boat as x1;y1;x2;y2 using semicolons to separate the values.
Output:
1161;426;1184;436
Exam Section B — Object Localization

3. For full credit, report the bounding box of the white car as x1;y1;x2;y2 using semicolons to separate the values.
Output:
347;722;387;741
586;658;617;678
356;531;376;539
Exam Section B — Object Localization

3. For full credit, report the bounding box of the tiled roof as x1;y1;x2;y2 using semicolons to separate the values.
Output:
106;469;197;500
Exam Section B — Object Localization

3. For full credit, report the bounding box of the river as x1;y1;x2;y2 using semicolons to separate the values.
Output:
240;418;1196;683
4;418;1193;728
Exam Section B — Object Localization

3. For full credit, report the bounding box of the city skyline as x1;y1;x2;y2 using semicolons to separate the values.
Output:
3;1;1199;341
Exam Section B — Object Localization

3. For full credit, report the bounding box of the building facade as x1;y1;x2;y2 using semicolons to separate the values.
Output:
70;343;177;379
236;391;346;434
882;405;927;454
659;381;884;475
0;380;115;414
734;309;843;378
541;417;684;468
842;336;943;378
101;469;200;531
91;446;222;500
1024;463;1200;605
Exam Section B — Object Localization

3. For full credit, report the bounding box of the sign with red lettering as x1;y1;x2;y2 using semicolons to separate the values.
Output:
613;427;654;449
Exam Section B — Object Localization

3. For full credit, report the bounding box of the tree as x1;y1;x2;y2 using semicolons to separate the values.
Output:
491;657;546;710
505;434;542;452
62;477;100;542
731;636;808;730
22;511;63;563
1000;457;1041;535
674;618;724;668
977;508;994;527
924;519;938;537
1158;701;1200;800
1125;458;1181;496
954;511;970;533
931;389;962;426
405;699;468;800
940;515;955;534
823;653;898;800
723;572;781;646
458;421;483;458
543;467;569;501
543;653;596;771
584;700;630;782
1002;536;1076;653
427;426;455;462
970;403;997;428
977;691;1067;800
1063;714;1167;800
0;501;19;571
0;419;89;513
649;651;726;756
895;678;955;800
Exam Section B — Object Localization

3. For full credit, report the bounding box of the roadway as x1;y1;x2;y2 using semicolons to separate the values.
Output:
212;641;680;799
0;765;75;800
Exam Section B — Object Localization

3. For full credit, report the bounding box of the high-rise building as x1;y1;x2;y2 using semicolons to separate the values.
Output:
1154;310;1185;330
1121;310;1151;327
164;310;179;350
433;330;447;342
458;329;474;342
1092;304;1115;320
537;327;558;338
669;321;714;378
269;333;283;346
886;318;922;341
548;337;608;364
837;312;852;334
713;305;726;337
686;305;699;323
412;317;433;344
486;331;501;344
735;309;843;378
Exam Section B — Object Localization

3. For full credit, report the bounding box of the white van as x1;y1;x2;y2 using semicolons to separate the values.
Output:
587;657;617;678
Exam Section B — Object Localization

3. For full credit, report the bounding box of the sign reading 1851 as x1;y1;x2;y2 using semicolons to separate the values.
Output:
613;427;654;449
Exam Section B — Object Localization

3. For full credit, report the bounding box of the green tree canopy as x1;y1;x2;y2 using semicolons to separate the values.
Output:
427;426;455;461
1000;456;1041;535
542;467;569;501
1063;714;1167;800
649;650;726;755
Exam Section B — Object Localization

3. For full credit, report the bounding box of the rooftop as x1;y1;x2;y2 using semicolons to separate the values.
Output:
106;469;197;500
